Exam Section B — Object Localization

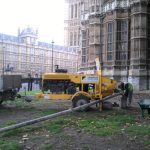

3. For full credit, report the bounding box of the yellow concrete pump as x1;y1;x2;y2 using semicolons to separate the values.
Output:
37;58;117;109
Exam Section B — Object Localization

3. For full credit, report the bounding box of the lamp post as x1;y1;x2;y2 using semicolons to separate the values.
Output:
51;40;54;72
2;46;5;76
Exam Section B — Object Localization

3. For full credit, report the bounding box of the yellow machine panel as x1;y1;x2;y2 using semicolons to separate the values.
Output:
41;73;116;99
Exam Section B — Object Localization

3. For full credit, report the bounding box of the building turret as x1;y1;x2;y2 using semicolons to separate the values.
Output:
18;27;38;45
129;0;150;90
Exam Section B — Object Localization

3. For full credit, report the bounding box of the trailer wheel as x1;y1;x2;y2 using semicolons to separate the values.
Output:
72;95;90;111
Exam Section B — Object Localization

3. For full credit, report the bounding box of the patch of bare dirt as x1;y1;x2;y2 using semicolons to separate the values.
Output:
0;99;71;125
15;127;149;150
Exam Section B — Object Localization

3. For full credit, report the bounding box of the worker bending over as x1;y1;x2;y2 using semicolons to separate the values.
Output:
119;82;133;108
124;82;133;107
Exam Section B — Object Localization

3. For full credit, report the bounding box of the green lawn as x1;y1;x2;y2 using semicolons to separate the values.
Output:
18;90;41;96
0;108;149;149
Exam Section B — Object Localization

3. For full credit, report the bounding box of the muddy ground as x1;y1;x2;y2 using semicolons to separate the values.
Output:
0;92;150;150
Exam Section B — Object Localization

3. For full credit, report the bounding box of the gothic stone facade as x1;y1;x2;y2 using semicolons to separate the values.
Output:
65;0;150;90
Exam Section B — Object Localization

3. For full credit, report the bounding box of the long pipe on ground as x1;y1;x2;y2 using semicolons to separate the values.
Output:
0;93;122;133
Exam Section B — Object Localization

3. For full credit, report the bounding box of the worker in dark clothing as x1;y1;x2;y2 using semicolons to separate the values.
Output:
118;82;133;109
28;73;33;91
124;82;133;107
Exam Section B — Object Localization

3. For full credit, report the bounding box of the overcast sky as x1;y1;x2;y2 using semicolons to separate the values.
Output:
0;0;65;45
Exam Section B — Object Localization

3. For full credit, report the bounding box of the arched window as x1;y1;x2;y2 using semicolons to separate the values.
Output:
107;22;113;61
71;5;74;18
70;32;73;46
75;4;77;18
74;32;77;46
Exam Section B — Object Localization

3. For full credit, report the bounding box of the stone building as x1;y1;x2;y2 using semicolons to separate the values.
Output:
64;0;81;48
0;27;78;77
64;0;82;69
65;0;150;90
